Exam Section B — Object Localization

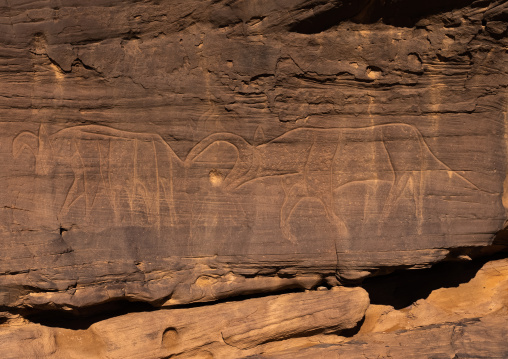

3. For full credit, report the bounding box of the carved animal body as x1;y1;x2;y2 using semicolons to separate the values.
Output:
13;125;183;228
13;123;486;241
187;124;485;241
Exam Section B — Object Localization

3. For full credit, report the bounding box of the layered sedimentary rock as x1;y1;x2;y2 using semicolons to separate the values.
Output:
360;257;508;333
0;0;507;357
257;257;508;358
1;256;506;358
0;0;507;311
256;316;508;359
0;287;369;358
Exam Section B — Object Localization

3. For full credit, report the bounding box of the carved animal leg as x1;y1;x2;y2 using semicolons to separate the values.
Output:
60;153;86;218
380;171;411;233
413;170;423;234
380;124;425;234
380;170;423;234
159;178;177;226
98;139;116;213
319;197;347;236
306;176;336;231
280;181;307;243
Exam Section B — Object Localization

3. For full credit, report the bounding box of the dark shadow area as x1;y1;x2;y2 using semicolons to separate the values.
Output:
338;315;365;337
492;227;508;246
381;0;478;27
25;299;155;330
289;0;370;34
289;0;478;33
362;250;508;310
17;285;308;330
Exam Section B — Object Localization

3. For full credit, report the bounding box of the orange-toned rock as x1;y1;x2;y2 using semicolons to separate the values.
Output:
0;287;369;358
360;258;508;334
0;0;507;357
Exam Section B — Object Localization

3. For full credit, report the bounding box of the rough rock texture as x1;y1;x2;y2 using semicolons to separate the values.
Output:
0;0;507;357
255;315;508;359
250;257;508;358
0;0;507;311
1;256;507;358
0;287;369;358
360;257;508;333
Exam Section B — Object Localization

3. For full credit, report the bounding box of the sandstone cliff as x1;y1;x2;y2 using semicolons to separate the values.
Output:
0;0;507;357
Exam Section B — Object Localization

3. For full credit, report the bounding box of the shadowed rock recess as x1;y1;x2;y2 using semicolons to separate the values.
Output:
0;0;507;357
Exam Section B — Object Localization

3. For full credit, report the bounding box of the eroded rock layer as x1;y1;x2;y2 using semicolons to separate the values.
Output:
0;0;507;311
1;256;507;358
0;0;507;357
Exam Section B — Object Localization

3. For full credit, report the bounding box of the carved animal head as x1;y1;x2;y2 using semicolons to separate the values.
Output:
185;133;257;189
12;124;53;175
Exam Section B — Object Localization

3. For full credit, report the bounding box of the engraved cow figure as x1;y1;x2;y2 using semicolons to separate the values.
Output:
186;124;485;242
13;124;183;228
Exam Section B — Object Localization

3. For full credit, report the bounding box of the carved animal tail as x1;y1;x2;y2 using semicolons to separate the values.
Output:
413;130;495;194
185;132;255;189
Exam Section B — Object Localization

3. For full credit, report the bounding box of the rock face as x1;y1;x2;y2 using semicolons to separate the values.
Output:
360;257;508;334
256;316;508;359
1;0;507;310
0;287;370;358
1;256;507;358
0;0;507;357
255;259;508;358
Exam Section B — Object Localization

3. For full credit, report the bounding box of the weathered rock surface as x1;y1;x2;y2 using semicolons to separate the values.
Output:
255;315;508;359
360;257;508;334
247;257;508;358
0;287;369;358
0;0;507;311
0;0;507;357
1;256;507;358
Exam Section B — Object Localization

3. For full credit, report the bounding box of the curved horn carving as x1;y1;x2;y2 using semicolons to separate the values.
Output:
12;131;38;159
185;132;256;189
12;124;54;176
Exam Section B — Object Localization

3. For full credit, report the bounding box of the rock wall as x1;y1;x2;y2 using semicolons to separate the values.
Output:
1;257;507;358
0;0;507;357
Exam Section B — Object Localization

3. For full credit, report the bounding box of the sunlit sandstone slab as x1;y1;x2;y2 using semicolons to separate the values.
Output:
0;287;369;359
